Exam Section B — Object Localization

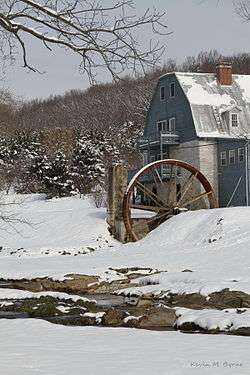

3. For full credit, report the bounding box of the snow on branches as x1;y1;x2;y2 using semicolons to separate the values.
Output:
0;0;169;81
0;129;122;197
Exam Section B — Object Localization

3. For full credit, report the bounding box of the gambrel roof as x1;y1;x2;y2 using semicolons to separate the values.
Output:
162;72;250;139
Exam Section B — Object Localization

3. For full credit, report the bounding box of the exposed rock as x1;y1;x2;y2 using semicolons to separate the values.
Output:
136;298;154;308
176;321;250;337
209;289;250;309
6;274;100;294
232;327;250;336
138;306;176;329
89;279;135;294
124;296;139;306
163;293;207;309
81;312;105;326
48;315;83;326
123;315;143;328
110;267;154;274
102;308;127;327
175;321;201;332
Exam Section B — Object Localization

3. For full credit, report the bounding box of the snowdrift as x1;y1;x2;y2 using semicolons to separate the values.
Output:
0;195;249;297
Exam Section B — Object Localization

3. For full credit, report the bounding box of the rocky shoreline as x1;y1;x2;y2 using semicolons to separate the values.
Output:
0;272;250;336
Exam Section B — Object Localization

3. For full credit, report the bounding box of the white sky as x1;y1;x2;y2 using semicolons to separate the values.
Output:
2;0;249;100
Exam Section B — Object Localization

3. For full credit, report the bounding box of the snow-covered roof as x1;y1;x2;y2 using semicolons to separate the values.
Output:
164;72;250;139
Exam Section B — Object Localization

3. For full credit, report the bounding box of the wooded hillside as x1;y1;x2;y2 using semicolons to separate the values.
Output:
1;50;250;196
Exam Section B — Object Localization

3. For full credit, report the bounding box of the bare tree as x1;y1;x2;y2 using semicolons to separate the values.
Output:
0;0;169;82
234;0;250;20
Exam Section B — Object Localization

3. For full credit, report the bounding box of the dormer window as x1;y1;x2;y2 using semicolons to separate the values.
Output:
170;83;175;98
160;86;166;101
231;113;239;127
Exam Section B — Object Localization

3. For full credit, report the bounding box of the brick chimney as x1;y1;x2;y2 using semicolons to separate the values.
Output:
216;63;232;85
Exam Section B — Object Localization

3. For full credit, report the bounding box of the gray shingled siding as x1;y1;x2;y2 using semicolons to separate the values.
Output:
144;74;197;143
217;139;248;206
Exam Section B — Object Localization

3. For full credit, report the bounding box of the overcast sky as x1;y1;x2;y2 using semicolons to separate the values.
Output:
2;0;249;101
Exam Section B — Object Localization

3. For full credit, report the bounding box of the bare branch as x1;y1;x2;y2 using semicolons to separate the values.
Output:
234;0;250;20
0;0;170;82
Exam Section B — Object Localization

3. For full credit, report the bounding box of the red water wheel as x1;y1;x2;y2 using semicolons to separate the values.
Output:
123;159;219;242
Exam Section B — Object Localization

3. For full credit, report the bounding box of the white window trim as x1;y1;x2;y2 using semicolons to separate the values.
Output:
160;86;166;101
169;83;175;98
220;151;227;166
169;117;176;133
229;149;236;165
230;113;239;127
157;120;168;132
238;147;244;163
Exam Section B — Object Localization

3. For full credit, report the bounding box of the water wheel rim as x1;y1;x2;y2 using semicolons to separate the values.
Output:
123;159;219;242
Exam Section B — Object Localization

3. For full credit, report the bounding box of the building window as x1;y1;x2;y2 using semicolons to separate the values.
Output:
157;120;168;132
160;86;166;101
157;119;175;133
142;151;148;165
220;151;227;166
238;148;244;163
231;113;239;127
150;155;155;163
229;149;236;165
169;117;176;133
170;83;175;98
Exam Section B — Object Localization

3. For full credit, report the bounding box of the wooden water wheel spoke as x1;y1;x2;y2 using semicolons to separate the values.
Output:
180;190;212;208
165;164;173;205
130;204;168;213
123;159;218;242
176;172;198;206
135;181;164;208
167;164;178;207
147;210;171;225
151;167;163;184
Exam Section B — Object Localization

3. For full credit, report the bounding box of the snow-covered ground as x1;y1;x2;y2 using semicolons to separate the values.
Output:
0;193;114;257
1;194;250;373
1;319;249;375
1;194;250;299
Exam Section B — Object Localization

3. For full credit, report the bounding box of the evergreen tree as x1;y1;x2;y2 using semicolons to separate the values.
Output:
3;131;50;193
71;134;105;194
44;150;75;197
90;130;121;167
